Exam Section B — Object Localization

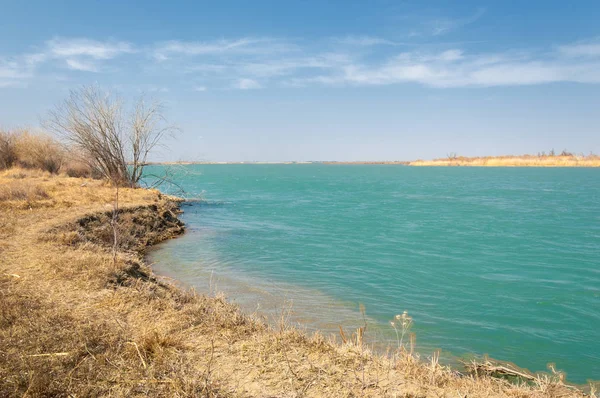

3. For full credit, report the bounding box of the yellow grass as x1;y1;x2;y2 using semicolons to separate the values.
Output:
0;169;592;397
410;154;600;167
0;129;93;177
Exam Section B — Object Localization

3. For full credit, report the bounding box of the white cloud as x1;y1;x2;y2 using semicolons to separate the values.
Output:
3;33;600;90
238;53;350;78
0;61;24;79
438;49;464;62
334;36;400;46
0;57;35;87
47;38;134;59
235;78;262;90
153;38;295;60
558;39;600;57
291;42;600;88
65;58;98;72
0;38;137;86
429;8;485;36
184;64;228;74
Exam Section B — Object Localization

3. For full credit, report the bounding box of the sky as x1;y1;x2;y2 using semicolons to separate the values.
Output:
1;0;600;162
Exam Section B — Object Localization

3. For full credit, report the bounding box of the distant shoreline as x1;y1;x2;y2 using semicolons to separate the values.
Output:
409;154;600;167
149;154;600;167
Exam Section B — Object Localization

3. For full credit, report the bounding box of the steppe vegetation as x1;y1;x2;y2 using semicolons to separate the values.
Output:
410;151;600;167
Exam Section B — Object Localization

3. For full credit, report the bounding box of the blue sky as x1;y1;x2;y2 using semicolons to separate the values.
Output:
1;0;600;161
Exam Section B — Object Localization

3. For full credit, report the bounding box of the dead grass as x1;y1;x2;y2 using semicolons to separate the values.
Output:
410;154;600;167
0;129;94;177
0;170;591;397
13;131;65;173
0;180;49;202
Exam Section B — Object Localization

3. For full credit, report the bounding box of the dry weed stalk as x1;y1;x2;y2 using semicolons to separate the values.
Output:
111;184;119;265
390;310;413;352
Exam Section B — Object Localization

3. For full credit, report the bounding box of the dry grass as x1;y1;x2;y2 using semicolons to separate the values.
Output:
410;154;600;167
0;129;94;177
0;180;49;202
0;171;591;397
13;131;65;173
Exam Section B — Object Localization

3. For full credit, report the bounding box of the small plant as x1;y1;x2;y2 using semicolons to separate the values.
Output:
390;310;413;351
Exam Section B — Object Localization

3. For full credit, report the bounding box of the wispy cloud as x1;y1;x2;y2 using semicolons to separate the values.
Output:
558;38;600;57
65;58;99;72
0;60;26;79
0;57;36;87
298;46;600;88
153;38;296;61
3;34;600;90
333;36;402;46
234;78;262;90
45;38;135;73
47;38;135;59
429;8;485;36
236;53;351;78
0;38;136;86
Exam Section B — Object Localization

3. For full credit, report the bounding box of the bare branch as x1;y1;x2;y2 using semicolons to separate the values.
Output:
44;86;176;187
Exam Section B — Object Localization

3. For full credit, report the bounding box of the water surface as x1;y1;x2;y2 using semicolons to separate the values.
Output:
146;165;600;383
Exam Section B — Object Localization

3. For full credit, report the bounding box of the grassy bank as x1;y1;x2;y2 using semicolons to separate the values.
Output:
409;154;600;167
0;169;590;397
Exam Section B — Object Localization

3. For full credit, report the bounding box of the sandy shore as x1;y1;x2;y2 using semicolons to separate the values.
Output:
409;155;600;167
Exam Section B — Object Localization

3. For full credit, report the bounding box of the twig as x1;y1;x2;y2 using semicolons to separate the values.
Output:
339;326;348;344
111;184;119;264
127;342;147;369
28;352;70;357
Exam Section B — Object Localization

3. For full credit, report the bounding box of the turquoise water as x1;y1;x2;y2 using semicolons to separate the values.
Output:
146;165;600;383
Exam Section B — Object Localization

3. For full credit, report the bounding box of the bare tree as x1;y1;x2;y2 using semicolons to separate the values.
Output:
45;86;175;187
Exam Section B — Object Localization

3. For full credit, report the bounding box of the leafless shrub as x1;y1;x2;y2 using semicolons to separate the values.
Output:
61;158;94;178
0;130;18;170
45;86;176;187
13;130;65;173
